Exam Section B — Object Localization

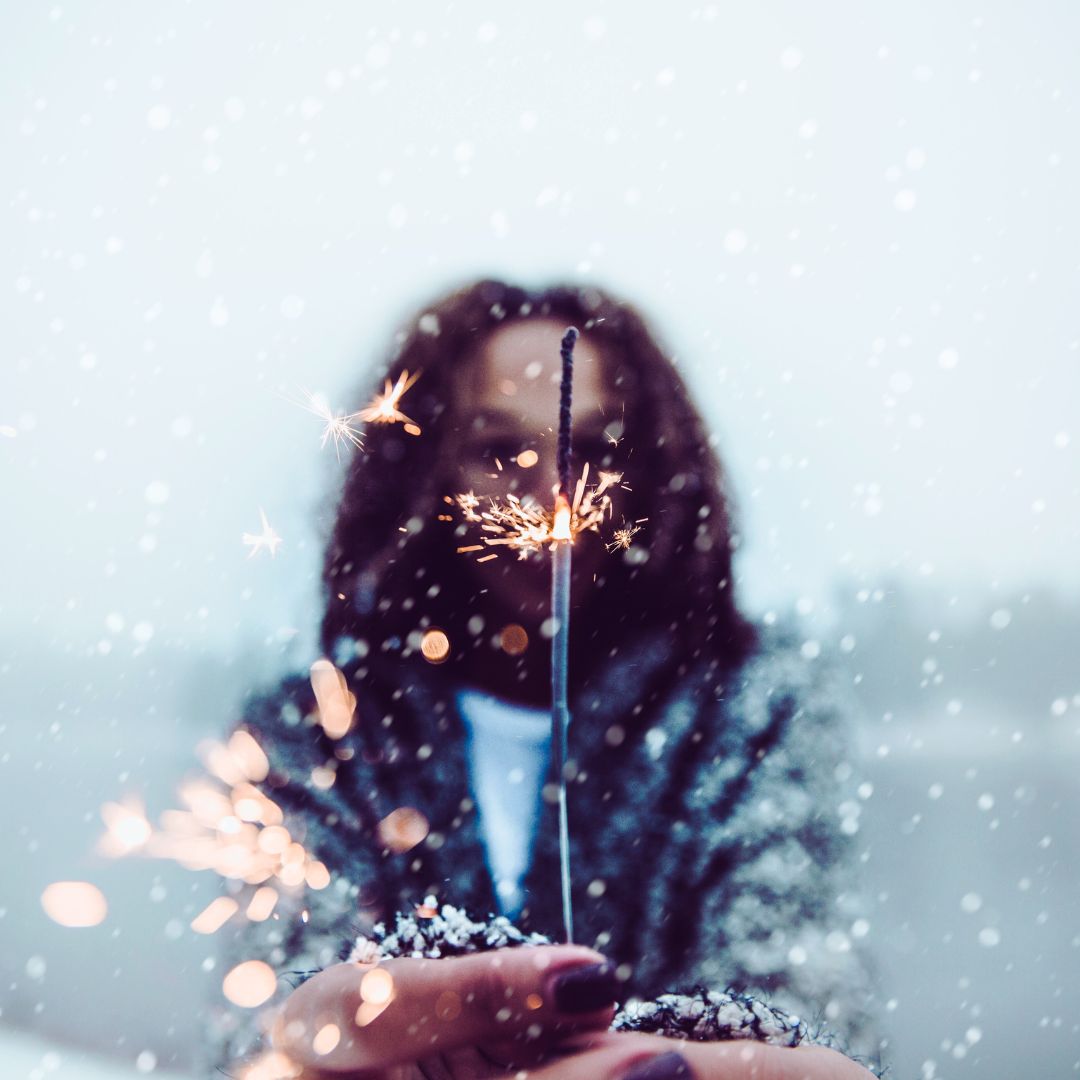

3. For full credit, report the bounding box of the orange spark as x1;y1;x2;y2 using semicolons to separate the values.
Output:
358;369;421;430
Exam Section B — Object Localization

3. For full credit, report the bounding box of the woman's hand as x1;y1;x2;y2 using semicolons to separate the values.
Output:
527;1030;878;1079
270;944;620;1078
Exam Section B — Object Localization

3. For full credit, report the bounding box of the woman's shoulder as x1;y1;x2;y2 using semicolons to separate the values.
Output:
235;669;325;770
719;618;856;736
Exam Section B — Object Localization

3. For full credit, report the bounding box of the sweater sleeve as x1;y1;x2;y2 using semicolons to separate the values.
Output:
679;638;887;1074
200;677;387;1079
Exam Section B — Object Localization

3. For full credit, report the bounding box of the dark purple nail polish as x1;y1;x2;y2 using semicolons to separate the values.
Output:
549;961;619;1013
621;1051;694;1080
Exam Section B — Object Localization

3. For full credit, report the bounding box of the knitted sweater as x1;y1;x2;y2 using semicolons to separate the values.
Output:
206;624;887;1076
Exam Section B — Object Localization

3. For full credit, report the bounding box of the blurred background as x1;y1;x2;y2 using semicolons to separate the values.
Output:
2;3;1078;1077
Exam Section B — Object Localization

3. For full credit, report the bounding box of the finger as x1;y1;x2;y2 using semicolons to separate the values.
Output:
533;1031;876;1080
274;944;620;1073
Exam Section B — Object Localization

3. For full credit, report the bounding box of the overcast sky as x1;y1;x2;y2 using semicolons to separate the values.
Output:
3;2;1078;660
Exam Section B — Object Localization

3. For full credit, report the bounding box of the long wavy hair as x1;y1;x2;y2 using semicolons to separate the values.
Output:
320;278;757;696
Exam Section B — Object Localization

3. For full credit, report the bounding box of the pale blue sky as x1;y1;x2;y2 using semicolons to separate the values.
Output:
3;1;1078;657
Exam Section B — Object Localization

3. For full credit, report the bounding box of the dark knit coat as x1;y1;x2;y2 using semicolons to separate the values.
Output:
207;624;886;1076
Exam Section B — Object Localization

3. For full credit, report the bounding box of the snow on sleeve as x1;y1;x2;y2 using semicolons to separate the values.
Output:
685;631;887;1071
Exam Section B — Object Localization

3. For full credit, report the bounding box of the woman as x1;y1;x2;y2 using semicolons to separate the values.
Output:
211;279;885;1078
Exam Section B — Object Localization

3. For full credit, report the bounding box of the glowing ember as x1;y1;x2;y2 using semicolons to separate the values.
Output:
246;886;278;922
191;896;240;935
99;798;152;856
228;729;270;782
516;449;539;468
305;861;331;890
357;369;421;430
499;623;529;656
309;658;356;738
607;520;646;552
240;1052;303;1080
420;628;450;663
355;966;395;1026
377;807;430;853
102;723;334;905
242;508;283;559
40;881;108;928
361;966;394;1005
551;495;572;541
449;462;630;561
312;1023;341;1055
223;959;278;1008
293;387;365;457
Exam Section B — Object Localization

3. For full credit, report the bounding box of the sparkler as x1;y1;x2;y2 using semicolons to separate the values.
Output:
242;508;284;558
551;326;577;943
448;467;626;561
358;369;422;435
448;329;646;942
98;660;430;938
280;370;422;460
286;387;366;459
99;728;332;898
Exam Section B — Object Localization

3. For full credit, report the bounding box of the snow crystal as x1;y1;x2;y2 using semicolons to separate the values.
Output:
146;105;171;130
978;927;1001;948
887;371;916;399
144;481;169;505
723;229;748;255
280;295;305;320
780;47;803;70
937;348;959;370
893;189;917;212
960;893;983;913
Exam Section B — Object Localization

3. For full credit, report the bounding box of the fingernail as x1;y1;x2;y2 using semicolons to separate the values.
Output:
549;961;619;1013
621;1051;694;1080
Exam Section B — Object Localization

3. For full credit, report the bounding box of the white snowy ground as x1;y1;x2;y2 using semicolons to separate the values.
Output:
1;1026;186;1080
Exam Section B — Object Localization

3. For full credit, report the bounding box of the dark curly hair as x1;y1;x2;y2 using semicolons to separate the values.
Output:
320;277;757;698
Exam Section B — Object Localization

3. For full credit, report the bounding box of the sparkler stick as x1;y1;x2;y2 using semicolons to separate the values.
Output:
448;328;643;938
552;326;577;943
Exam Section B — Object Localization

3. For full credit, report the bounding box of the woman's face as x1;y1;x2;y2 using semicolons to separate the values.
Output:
445;317;624;621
